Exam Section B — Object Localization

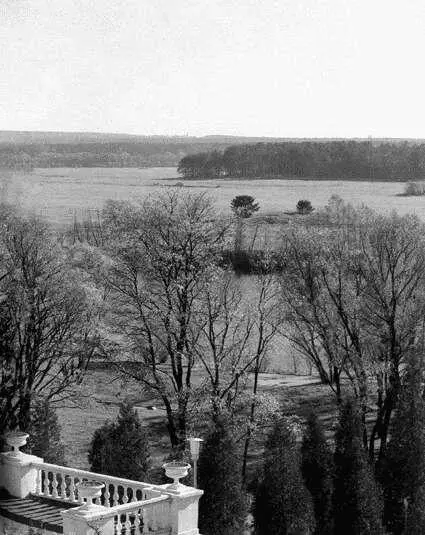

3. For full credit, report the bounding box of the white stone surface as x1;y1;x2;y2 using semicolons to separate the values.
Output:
0;451;43;499
167;485;203;535
62;506;115;535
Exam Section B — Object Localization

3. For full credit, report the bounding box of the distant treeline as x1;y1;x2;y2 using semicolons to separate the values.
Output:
0;141;234;169
178;141;425;180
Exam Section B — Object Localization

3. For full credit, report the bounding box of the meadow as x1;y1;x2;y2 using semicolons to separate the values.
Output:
1;167;425;225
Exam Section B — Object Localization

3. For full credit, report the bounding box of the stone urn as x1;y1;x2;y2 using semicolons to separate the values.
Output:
77;480;105;509
163;461;191;490
4;431;29;457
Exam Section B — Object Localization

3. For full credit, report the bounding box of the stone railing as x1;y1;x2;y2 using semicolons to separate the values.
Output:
86;495;171;533
31;461;168;506
0;432;203;535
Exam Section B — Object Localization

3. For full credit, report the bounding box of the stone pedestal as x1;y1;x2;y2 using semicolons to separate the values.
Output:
167;485;204;535
62;506;114;535
0;450;43;498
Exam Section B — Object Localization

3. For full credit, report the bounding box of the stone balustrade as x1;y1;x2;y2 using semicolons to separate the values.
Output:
0;432;203;535
61;494;172;535
31;461;168;506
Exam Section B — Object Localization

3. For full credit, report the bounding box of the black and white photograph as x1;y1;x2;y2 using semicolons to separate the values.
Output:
1;1;425;533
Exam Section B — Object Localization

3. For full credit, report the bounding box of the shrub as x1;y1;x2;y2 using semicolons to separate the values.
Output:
230;195;260;219
88;401;150;481
333;400;383;535
301;412;334;534
403;181;425;196
28;399;65;465
198;417;248;535
296;199;314;214
254;419;315;535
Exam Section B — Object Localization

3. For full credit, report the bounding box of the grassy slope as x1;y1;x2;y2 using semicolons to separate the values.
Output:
56;368;331;473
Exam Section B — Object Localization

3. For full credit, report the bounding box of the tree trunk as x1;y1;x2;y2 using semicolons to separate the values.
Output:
234;218;243;252
18;393;32;431
242;357;261;485
164;398;180;449
334;367;342;404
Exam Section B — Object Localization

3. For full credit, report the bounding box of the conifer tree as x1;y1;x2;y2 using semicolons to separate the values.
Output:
28;398;65;465
405;485;425;535
88;401;150;481
380;354;425;534
254;419;315;535
333;400;383;535
301;412;334;534
198;417;248;535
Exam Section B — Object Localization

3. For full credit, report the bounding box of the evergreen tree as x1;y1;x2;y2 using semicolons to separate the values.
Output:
380;354;425;534
301;412;334;534
230;195;260;219
28;398;65;465
333;400;383;535
230;195;260;253
88;401;150;481
296;199;314;214
254;419;315;535
405;485;425;535
198;417;248;535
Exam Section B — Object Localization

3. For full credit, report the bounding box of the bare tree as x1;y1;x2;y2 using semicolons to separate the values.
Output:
187;265;281;482
191;271;256;418
241;268;281;482
0;208;98;433
279;202;425;461
98;192;230;449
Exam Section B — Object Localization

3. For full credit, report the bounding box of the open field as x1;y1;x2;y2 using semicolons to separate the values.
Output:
2;167;425;225
56;367;327;473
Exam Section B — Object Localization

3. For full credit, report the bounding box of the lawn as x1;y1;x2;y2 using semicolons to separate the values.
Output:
56;365;332;475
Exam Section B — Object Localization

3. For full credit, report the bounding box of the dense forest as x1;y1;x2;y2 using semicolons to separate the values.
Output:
0;132;301;169
2;132;425;175
0;141;222;169
178;140;425;181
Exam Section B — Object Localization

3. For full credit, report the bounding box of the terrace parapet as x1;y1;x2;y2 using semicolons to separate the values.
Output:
0;432;203;535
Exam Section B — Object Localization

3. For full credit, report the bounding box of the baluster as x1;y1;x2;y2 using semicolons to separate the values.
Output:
123;486;129;504
112;485;119;507
124;513;131;534
51;472;58;498
134;509;141;534
103;481;111;507
78;479;85;503
58;472;65;499
116;514;123;535
35;468;41;495
44;471;52;497
69;476;76;502
130;486;137;503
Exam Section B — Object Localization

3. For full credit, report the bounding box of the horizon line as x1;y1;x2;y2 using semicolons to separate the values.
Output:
1;129;425;141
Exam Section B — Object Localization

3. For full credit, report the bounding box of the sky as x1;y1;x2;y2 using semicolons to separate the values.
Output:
1;0;425;138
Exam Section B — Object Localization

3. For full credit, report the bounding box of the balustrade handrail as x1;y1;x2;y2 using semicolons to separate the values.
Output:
30;460;172;495
84;495;171;520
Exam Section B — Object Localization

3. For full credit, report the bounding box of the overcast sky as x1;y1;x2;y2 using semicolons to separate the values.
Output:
1;0;425;137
